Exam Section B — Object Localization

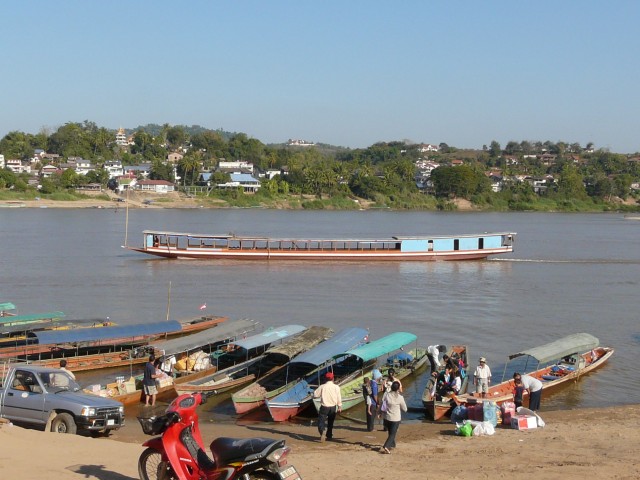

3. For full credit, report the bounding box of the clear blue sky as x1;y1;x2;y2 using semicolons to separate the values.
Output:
3;1;639;153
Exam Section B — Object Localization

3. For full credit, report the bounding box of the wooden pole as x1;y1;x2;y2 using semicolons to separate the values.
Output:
166;281;172;322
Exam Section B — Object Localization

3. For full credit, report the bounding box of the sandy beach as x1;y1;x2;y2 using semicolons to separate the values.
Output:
1;404;638;479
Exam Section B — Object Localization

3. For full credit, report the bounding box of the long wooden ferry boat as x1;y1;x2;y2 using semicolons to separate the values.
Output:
125;231;516;261
453;334;613;412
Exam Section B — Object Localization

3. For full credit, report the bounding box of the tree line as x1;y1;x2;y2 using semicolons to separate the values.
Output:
1;122;638;210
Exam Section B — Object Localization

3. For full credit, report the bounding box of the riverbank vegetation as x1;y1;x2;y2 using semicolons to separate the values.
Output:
1;122;639;212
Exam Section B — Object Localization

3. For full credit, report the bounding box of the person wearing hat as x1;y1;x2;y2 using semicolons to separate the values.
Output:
474;357;492;398
313;371;342;442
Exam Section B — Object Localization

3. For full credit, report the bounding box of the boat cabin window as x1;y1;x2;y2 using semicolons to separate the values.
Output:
479;238;484;249
428;240;434;251
454;239;459;251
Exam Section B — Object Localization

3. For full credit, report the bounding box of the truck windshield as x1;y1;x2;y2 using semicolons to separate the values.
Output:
38;372;80;392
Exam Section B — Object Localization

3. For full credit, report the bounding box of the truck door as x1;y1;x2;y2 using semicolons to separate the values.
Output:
1;369;47;425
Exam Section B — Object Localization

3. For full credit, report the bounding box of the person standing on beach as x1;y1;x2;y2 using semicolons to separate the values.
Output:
474;357;491;398
143;354;159;406
313;372;342;442
362;376;378;432
379;381;407;454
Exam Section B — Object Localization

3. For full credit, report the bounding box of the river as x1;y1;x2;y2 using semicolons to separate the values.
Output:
1;208;638;420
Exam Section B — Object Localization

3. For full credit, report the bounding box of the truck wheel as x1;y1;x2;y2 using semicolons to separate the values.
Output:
139;448;177;480
50;413;77;434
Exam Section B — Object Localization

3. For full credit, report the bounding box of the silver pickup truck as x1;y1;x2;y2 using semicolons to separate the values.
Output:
0;365;125;435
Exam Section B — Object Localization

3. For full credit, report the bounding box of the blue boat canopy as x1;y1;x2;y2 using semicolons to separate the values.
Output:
292;327;369;367
233;325;306;351
30;320;183;345
153;318;261;356
342;332;417;363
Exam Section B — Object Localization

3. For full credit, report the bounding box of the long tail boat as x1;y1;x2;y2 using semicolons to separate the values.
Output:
266;331;418;422
310;332;428;414
0;315;227;362
233;327;369;416
453;333;613;413
422;345;470;421
175;325;307;395
124;231;516;261
82;318;262;405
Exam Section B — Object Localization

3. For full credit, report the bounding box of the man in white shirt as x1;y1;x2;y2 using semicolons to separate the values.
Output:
474;357;492;398
513;372;543;411
427;345;447;373
313;371;342;442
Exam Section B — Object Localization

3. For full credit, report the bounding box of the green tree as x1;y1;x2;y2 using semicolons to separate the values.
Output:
555;164;587;199
60;168;79;188
166;126;188;150
489;141;501;158
178;153;202;186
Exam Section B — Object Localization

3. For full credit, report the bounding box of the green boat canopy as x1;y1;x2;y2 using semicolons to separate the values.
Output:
508;333;600;364
0;302;17;311
341;331;417;363
0;311;66;325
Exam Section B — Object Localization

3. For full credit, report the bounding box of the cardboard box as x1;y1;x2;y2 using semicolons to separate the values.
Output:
511;414;538;430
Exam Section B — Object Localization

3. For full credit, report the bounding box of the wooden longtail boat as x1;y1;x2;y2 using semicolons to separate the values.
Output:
234;328;368;416
422;345;469;421
454;334;613;412
175;326;332;397
0;311;66;328
332;347;429;413
85;319;262;405
267;331;416;422
124;231;516;262
310;334;429;414
0;315;227;362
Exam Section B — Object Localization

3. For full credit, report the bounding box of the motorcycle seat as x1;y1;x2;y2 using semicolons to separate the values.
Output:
210;437;285;465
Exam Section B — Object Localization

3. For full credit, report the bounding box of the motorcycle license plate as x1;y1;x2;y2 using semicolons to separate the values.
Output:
278;466;301;480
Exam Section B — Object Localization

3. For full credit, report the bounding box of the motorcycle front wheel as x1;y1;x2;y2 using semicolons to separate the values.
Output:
138;447;177;480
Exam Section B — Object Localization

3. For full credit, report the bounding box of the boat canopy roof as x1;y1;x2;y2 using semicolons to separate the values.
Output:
508;333;600;364
292;327;369;367
233;325;306;351
0;311;66;325
30;320;183;345
342;332;417;362
153;318;261;356
141;230;516;243
0;302;16;311
266;326;333;360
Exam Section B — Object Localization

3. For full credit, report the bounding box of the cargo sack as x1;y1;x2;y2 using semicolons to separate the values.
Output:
450;405;468;424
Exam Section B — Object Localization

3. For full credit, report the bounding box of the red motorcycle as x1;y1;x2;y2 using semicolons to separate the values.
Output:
137;392;301;480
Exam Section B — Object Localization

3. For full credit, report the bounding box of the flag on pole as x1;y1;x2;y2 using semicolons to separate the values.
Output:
199;303;207;311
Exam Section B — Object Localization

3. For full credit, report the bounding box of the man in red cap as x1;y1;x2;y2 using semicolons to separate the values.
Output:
313;371;342;442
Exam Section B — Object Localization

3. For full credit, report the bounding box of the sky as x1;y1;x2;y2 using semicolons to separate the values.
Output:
2;1;640;153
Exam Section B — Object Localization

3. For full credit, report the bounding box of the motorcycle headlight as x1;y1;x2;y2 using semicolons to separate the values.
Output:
81;407;96;416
